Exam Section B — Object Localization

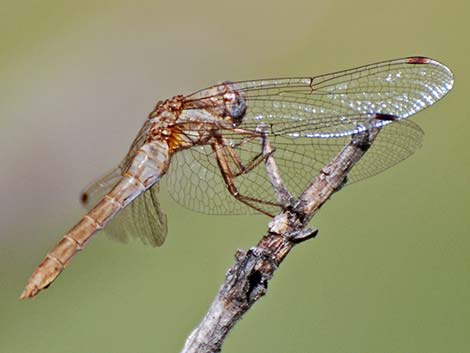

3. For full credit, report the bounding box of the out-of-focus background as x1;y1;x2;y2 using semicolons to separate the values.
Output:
1;1;468;352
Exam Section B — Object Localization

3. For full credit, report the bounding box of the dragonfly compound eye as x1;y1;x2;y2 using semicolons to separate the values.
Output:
223;90;246;126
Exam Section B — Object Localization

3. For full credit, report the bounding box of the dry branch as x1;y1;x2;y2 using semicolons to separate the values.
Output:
180;126;380;353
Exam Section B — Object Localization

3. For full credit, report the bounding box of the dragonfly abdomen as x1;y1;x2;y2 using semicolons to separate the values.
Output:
20;140;170;299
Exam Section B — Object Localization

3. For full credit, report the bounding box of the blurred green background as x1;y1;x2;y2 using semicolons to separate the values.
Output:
1;1;468;352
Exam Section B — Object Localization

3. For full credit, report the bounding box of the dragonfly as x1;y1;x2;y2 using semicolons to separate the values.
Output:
20;56;453;299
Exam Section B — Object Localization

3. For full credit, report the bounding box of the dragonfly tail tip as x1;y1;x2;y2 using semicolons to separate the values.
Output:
19;284;40;300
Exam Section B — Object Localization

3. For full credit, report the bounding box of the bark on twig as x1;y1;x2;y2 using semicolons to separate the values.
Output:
180;126;380;353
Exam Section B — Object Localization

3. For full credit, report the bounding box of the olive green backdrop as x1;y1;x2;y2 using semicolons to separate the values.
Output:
1;1;468;352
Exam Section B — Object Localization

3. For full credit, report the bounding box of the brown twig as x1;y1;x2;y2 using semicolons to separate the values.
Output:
180;126;381;353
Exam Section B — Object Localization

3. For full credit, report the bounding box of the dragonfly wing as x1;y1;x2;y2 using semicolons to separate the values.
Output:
165;119;423;215
186;57;453;138
81;117;167;247
104;185;167;247
80;116;152;205
80;166;123;206
82;167;168;247
169;57;449;215
166;144;275;215
347;119;424;182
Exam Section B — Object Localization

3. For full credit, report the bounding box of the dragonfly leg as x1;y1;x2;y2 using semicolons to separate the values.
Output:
211;138;278;217
219;131;270;177
228;147;269;178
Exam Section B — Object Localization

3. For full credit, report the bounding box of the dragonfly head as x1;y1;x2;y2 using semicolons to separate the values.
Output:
221;81;246;127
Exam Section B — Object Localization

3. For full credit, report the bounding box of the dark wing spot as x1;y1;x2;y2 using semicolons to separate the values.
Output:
80;192;89;205
375;113;398;121
407;56;431;65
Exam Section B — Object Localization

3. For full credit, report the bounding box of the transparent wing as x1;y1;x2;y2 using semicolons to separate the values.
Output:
186;57;453;138
80;167;122;205
166;144;263;215
166;119;424;215
167;57;450;215
80;119;167;247
80;117;152;205
104;184;167;247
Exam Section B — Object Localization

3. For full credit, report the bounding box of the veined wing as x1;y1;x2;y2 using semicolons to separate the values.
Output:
185;57;453;137
166;57;450;215
81;120;167;247
80;117;153;204
166;119;424;215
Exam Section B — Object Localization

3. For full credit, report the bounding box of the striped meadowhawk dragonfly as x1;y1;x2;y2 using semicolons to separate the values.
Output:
21;57;453;299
